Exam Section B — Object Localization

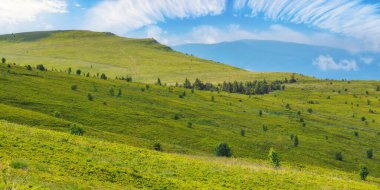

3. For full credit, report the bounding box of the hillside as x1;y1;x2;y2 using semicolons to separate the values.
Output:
174;40;380;80
0;61;380;187
0;30;309;84
2;121;379;189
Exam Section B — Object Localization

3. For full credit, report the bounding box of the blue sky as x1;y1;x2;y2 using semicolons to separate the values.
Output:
1;0;380;52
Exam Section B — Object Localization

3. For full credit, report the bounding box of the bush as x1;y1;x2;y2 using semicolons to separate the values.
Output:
109;87;115;96
117;88;122;97
100;73;107;80
354;131;359;137
307;108;313;114
87;93;93;101
70;124;85;136
268;148;280;168
153;143;162;151
26;65;32;70
174;113;181;120
215;143;232;157
335;152;343;161
259;110;263;117
1;57;6;64
187;122;192;128
53;111;62;118
359;164;369;180
262;125;268;132
71;84;78;91
367;149;373;159
36;64;46;71
76;69;81;75
211;96;215;102
10;160;28;170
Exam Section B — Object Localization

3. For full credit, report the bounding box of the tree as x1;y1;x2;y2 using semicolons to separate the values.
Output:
184;78;192;89
359;164;369;180
307;108;313;114
36;64;46;71
153;143;162;151
335;152;343;161
157;78;162;85
87;93;94;101
53;111;62;118
294;135;299;147
240;129;245;137
377;86;380;91
76;69;81;75
354;131;359;137
26;65;32;70
1;57;6;64
117;88;122;97
367;149;373;159
68;67;72;74
259;110;263;117
109;87;115;96
187;122;192;128
211;96;215;102
71;84;78;91
215;143;232;157
268;148;280;168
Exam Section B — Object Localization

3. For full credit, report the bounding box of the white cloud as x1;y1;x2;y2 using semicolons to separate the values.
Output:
85;0;226;34
234;0;380;51
0;0;67;33
359;56;374;65
313;55;357;71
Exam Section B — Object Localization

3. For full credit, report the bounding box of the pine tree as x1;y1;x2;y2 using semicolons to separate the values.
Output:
1;57;6;64
294;135;299;147
76;69;81;75
215;143;232;157
359;164;369;180
157;78;162;85
268;148;280;168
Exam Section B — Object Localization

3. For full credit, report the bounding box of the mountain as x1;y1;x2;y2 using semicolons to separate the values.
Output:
0;31;308;84
174;40;380;80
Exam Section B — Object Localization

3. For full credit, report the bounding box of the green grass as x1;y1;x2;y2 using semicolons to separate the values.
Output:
0;120;379;189
0;63;379;182
0;30;311;84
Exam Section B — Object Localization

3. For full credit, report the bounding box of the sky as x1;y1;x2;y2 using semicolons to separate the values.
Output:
1;0;380;53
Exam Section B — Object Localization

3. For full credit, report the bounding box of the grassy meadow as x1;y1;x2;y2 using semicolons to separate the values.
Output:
0;30;379;189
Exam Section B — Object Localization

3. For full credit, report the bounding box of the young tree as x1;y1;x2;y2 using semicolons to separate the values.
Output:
187;122;192;128
71;84;78;91
335;152;343;161
294;135;299;147
211;96;215;102
26;65;32;70
76;69;81;75
117;88;122;97
36;64;46;71
100;73;107;80
70;124;85;136
109;87;115;96
377;86;380;91
367;149;373;159
68;67;72;74
1;57;6;64
157;78;162;85
259;110;263;117
215;143;232;157
307;108;313;114
268;148;280;168
359;164;369;180
240;129;245;137
87;93;94;101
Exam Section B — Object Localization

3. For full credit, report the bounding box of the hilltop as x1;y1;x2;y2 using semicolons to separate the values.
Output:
0;30;309;84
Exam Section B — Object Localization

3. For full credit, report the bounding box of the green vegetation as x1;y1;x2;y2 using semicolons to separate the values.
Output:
0;30;379;189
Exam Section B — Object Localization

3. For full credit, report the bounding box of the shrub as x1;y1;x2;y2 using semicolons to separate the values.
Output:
259;110;263;117
187;122;192;128
70;124;85;136
377;86;380;91
367;149;373;159
290;133;294;140
118;88;122;97
354;131;359;137
262;125;268;132
68;67;72;74
71;84;78;91
36;64;46;71
76;69;81;75
211;96;215;102
1;57;6;64
26;65;32;70
87;93;94;101
359;164;369;180
174;113;181;120
146;84;150;90
53;111;62;118
307;108;313;114
153;143;162;151
335;152;343;161
268;148;280;168
156;78;162;85
294;135;299;147
10;160;28;170
100;73;107;80
240;129;245;137
361;116;366;122
215;143;232;157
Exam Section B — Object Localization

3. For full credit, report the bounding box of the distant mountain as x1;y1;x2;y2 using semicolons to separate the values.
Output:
174;40;380;80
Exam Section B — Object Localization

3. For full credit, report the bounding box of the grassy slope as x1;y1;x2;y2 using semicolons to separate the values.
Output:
1;120;379;189
0;30;310;84
0;63;379;182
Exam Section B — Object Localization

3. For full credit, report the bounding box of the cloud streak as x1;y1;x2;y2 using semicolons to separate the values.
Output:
234;0;380;51
313;55;357;71
85;0;226;34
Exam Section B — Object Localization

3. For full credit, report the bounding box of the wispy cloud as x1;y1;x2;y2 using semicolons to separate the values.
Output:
313;55;357;71
85;0;226;34
359;56;374;65
234;0;380;51
0;0;67;33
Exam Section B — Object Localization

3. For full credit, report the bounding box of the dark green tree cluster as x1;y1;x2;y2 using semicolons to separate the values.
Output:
182;78;286;95
70;124;85;136
215;143;232;157
117;75;132;82
36;64;46;71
